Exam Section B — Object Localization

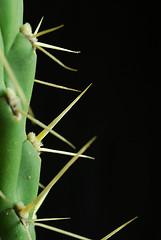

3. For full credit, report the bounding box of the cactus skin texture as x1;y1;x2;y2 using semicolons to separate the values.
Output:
0;0;38;239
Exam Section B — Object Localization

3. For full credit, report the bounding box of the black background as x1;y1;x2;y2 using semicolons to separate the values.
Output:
23;1;160;239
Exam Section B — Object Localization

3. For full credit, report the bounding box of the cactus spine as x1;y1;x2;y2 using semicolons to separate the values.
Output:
0;0;95;239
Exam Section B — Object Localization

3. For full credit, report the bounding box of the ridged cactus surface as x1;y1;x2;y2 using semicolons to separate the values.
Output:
0;0;39;239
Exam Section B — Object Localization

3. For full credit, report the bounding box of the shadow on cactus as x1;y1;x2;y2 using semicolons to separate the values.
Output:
0;0;137;239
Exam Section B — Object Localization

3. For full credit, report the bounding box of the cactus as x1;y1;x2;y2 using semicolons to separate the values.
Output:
0;0;137;239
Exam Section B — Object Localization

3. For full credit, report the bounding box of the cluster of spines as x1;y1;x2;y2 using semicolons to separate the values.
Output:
0;11;137;240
